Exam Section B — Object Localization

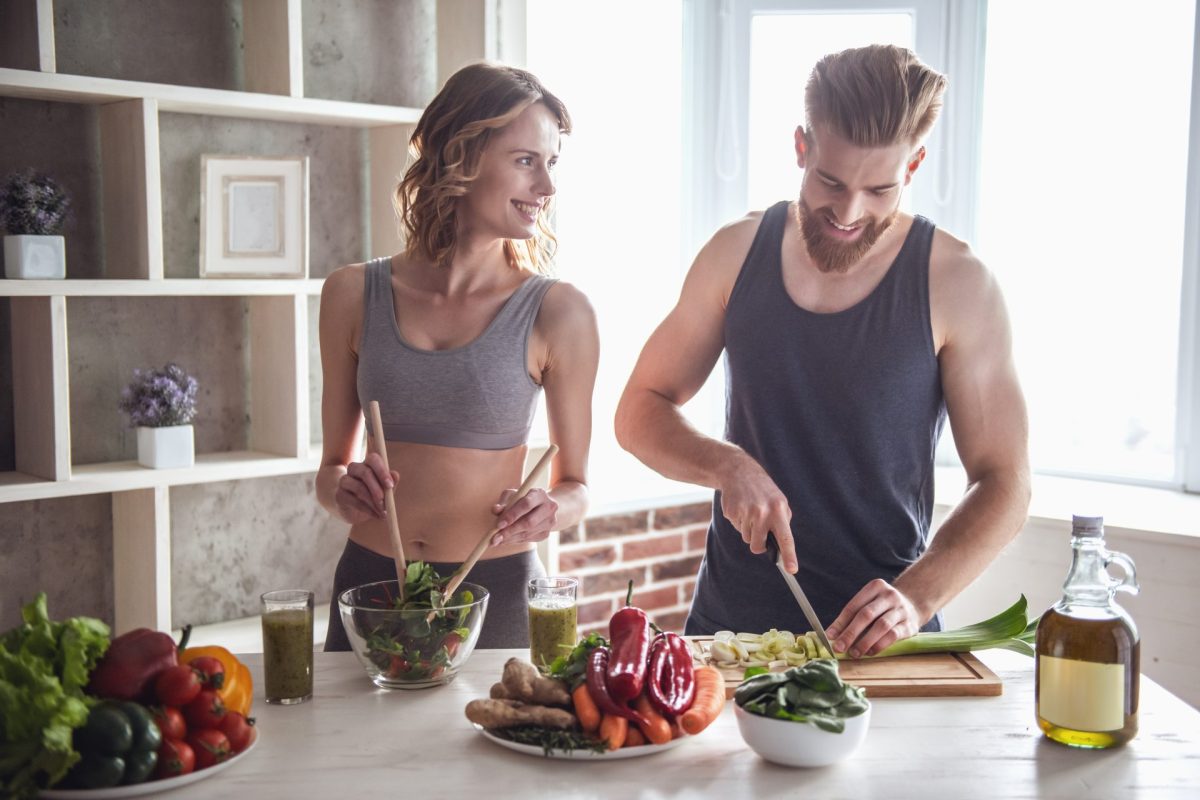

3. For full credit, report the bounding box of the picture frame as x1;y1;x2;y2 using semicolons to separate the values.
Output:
199;155;309;278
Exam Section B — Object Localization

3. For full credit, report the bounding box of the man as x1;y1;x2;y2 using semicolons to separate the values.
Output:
615;45;1030;658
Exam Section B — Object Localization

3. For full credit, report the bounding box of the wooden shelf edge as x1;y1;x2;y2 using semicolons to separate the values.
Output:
0;278;325;297
0;68;422;127
0;451;321;503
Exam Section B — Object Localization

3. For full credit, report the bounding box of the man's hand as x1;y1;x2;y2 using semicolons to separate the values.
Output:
490;488;559;546
825;579;922;657
717;454;798;573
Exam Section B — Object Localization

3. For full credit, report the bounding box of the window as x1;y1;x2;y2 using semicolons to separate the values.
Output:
526;0;704;508
521;0;1200;505
977;0;1197;485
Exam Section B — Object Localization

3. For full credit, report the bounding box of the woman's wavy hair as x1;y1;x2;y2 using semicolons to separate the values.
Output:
396;62;571;274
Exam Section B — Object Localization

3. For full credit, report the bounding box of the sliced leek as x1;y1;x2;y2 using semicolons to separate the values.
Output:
704;595;1034;669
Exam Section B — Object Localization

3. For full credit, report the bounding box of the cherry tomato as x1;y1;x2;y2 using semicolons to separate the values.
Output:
188;656;226;690
154;665;202;708
151;706;187;741
186;729;230;770
154;738;195;779
443;632;463;659
219;711;255;753
184;689;226;730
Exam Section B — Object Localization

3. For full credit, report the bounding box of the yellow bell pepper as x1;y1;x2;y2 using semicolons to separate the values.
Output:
179;645;253;716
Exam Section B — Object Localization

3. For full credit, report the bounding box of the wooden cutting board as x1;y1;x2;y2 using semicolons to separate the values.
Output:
686;638;1003;698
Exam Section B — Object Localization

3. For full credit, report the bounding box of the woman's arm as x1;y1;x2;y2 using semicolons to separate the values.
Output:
315;265;395;524
491;281;599;546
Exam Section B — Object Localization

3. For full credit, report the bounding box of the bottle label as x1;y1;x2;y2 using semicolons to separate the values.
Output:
1038;655;1125;731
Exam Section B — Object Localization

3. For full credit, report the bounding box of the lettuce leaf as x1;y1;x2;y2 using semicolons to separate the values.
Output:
0;593;110;799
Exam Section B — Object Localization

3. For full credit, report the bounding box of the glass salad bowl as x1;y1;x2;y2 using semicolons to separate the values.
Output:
338;579;489;689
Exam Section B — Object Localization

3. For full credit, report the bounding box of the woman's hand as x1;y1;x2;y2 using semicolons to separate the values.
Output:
490;488;559;546
334;452;399;525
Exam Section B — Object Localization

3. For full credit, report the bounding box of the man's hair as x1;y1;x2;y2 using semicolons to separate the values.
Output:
396;62;571;274
804;44;947;148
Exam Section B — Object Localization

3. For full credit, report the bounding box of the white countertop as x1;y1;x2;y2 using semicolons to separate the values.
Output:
160;649;1198;800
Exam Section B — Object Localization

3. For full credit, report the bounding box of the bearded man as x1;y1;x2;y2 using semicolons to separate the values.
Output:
615;45;1030;656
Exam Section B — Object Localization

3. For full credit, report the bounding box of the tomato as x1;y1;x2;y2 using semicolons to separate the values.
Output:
186;729;231;770
188;656;226;690
151;706;187;741
155;664;202;707
219;711;255;753
155;738;195;778
443;632;463;659
184;689;227;730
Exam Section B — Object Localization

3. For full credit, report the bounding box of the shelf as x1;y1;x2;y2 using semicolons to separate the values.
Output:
0;68;423;127
0;450;322;503
0;279;326;297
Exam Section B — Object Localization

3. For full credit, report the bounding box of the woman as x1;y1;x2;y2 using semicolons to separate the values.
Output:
316;63;598;650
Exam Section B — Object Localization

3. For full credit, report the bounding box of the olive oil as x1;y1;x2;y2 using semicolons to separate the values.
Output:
1035;515;1139;748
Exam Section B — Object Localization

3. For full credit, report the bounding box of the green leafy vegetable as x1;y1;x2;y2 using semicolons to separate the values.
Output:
0;593;111;798
734;659;868;733
544;632;608;688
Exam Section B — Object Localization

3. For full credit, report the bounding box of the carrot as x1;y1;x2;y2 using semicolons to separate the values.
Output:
572;683;601;733
633;693;673;745
623;726;646;747
669;717;685;740
680;665;726;735
598;713;628;751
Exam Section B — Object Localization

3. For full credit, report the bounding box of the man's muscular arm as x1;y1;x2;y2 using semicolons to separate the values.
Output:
615;214;801;573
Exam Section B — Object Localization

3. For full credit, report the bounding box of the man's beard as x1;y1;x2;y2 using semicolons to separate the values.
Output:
796;198;898;274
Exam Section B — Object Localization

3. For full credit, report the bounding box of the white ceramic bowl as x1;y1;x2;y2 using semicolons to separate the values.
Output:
734;700;871;767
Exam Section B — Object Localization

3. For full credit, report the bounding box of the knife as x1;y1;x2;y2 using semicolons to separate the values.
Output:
771;544;837;658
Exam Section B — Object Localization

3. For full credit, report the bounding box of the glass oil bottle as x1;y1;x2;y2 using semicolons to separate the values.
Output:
1035;514;1140;748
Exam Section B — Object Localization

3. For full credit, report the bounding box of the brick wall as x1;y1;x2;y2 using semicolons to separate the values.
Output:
556;500;712;637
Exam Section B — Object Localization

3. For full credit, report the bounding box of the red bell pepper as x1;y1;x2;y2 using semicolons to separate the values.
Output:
87;624;191;702
587;646;650;728
606;581;650;702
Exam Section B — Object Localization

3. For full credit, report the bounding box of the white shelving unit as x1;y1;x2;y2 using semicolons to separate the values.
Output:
0;0;493;633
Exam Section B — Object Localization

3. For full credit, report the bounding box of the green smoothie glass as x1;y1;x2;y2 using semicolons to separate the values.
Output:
527;577;578;668
260;589;314;705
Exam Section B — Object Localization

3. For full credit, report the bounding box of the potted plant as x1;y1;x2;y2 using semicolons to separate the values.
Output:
0;170;71;280
118;363;199;469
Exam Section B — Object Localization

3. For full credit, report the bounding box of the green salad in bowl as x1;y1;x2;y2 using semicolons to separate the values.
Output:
338;562;489;689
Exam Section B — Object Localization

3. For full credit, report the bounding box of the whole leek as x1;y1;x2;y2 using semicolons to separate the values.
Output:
871;595;1033;658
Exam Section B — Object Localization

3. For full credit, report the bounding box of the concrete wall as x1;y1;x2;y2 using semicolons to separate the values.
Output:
0;2;435;633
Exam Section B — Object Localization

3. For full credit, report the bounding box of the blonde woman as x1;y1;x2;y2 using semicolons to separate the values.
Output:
316;63;598;651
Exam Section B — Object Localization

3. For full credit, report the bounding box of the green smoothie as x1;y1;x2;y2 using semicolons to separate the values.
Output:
528;598;578;667
262;608;313;703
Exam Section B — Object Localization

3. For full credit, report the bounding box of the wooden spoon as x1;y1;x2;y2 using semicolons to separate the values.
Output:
437;444;558;607
367;400;407;601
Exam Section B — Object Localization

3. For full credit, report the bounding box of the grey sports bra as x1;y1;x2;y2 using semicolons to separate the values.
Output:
356;256;556;450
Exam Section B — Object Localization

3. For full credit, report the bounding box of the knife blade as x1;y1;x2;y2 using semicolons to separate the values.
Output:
774;553;837;658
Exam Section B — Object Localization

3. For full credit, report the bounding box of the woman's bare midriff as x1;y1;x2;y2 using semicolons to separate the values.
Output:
347;440;536;563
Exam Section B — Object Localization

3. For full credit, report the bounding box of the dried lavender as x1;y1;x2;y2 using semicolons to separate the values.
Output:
118;363;199;428
0;171;71;236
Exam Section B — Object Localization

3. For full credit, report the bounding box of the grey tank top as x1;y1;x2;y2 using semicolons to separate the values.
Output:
356;256;557;450
687;201;947;635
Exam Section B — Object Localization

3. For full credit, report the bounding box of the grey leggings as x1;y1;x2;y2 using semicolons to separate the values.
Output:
324;538;545;652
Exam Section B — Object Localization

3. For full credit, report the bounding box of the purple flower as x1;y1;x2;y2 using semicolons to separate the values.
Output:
118;363;199;428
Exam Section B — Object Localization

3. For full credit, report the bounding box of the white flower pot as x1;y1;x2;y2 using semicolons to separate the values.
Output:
4;234;66;279
136;425;195;469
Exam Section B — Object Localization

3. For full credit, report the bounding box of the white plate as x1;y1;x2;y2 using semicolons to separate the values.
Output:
40;736;257;799
475;724;688;760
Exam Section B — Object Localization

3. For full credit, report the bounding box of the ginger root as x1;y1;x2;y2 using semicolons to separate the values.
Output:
501;657;571;706
465;698;576;730
489;681;512;700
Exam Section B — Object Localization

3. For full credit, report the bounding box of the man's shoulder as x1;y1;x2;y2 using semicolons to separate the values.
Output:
928;226;989;291
693;207;773;284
